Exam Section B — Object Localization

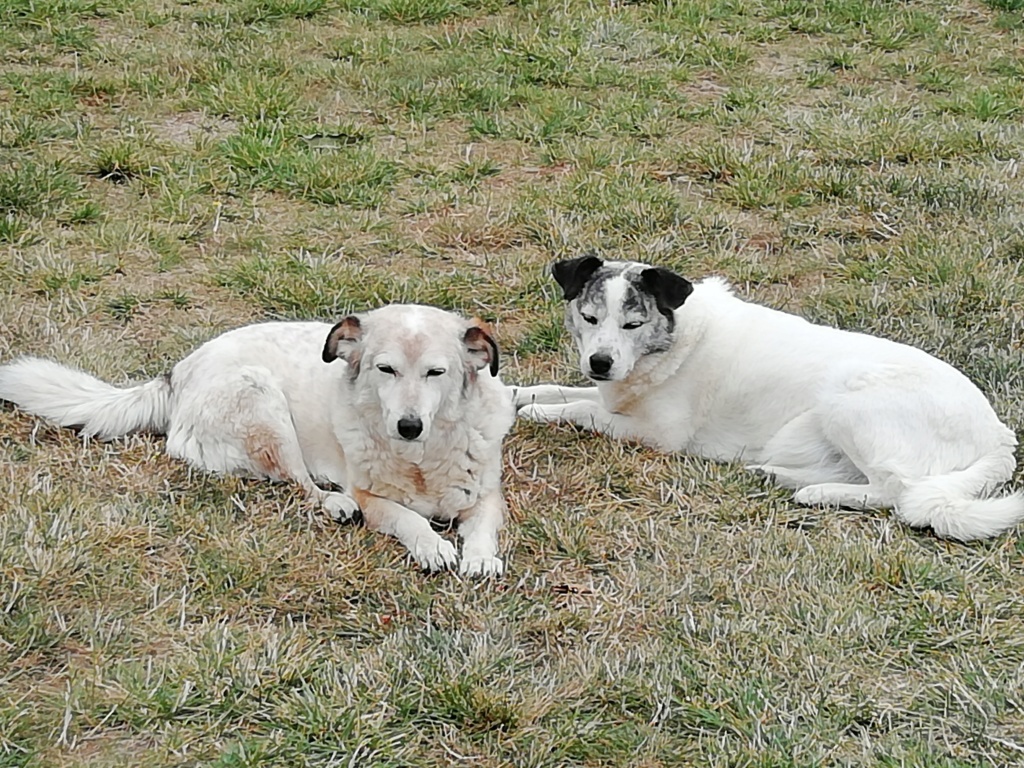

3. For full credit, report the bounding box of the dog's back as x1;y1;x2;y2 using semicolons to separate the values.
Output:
652;280;1007;459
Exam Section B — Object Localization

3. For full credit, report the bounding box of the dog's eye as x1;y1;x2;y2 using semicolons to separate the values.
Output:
426;368;446;378
376;364;396;375
581;313;598;325
622;321;644;330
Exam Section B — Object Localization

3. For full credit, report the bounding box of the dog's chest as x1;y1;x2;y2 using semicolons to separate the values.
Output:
357;430;491;519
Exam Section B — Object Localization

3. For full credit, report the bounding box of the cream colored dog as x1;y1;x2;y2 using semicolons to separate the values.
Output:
0;305;514;575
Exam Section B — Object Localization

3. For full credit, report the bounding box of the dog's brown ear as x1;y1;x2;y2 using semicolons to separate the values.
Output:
464;319;499;377
323;315;364;367
640;267;693;319
552;252;603;301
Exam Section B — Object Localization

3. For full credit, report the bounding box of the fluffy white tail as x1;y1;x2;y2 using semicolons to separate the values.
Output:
896;451;1024;541
0;357;172;440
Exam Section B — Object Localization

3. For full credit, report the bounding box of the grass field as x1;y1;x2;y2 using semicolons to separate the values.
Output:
3;0;1024;765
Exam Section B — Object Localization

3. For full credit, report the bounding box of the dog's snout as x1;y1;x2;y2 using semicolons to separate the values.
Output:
589;353;613;376
397;416;424;440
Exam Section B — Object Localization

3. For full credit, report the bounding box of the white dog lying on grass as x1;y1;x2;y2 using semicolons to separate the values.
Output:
0;305;514;575
514;255;1023;541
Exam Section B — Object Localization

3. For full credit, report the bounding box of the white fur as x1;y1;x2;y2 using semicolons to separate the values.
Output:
579;274;635;381
0;306;515;574
515;275;1023;541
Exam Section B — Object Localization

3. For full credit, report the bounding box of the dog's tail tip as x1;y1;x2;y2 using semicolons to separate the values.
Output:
897;485;1024;542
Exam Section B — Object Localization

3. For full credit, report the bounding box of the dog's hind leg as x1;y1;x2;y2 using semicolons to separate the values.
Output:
748;410;866;489
748;461;867;490
167;367;359;521
787;386;926;513
245;424;359;521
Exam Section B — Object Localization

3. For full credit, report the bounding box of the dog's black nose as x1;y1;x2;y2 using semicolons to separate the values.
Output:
397;416;423;440
589;353;613;376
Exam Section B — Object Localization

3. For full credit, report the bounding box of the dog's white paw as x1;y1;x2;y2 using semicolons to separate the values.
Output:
517;404;556;423
793;486;827;507
411;536;459;572
459;555;504;578
321;491;360;522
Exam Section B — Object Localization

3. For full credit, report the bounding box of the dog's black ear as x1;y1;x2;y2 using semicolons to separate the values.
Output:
323;315;364;369
464;319;499;377
552;253;603;301
640;267;693;318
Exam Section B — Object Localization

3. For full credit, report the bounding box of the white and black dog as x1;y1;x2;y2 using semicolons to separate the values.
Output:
0;305;514;575
514;254;1023;541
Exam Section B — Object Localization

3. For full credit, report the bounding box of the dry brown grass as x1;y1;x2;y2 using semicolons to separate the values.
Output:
3;0;1024;765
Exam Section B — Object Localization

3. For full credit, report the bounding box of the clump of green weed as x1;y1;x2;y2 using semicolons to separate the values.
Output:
0;160;85;219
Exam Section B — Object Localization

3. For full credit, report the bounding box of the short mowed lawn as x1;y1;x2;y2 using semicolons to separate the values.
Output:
2;0;1024;765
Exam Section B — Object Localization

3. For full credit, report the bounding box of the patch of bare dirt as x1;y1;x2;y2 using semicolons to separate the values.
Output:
153;112;237;146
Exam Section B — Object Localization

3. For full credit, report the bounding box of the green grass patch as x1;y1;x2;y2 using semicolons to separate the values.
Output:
219;125;400;207
0;160;86;220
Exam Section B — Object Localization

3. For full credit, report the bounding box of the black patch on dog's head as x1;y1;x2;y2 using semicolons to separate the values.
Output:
552;253;604;301
619;279;648;316
639;267;693;322
611;270;678;354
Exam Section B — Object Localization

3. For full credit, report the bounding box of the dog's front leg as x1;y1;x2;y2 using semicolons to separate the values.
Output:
355;489;459;572
518;400;643;441
457;489;505;577
511;384;601;409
